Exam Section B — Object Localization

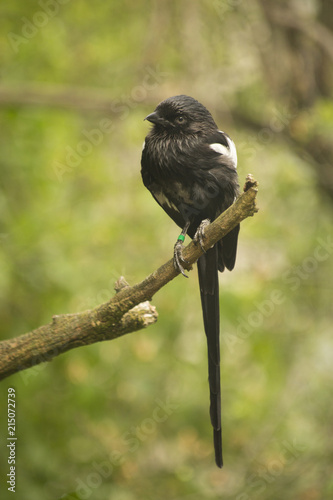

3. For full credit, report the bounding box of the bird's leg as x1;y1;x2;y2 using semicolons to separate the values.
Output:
193;218;211;252
174;221;191;278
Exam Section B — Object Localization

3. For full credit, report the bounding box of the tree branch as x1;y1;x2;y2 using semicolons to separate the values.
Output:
0;175;258;380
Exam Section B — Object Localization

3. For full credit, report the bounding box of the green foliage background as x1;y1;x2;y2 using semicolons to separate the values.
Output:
0;1;333;499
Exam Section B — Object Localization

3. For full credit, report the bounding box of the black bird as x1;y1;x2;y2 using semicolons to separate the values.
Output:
141;95;239;468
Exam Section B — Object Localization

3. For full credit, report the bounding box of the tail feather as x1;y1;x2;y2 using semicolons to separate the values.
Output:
197;246;222;468
214;429;223;468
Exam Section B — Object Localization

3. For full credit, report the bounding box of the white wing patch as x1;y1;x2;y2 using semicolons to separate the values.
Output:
209;143;229;156
142;140;146;151
154;191;179;212
210;131;237;169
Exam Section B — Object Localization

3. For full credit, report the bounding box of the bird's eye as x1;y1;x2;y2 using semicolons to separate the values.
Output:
176;116;184;124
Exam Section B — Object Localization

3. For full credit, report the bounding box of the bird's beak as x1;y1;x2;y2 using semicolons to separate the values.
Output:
144;111;162;125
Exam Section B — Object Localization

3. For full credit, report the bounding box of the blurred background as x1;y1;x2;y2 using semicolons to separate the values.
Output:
0;1;333;499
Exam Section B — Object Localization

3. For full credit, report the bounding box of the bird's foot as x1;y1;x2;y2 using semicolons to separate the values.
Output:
173;239;189;278
194;219;211;252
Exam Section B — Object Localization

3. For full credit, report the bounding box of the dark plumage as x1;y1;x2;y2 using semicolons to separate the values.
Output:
141;95;239;467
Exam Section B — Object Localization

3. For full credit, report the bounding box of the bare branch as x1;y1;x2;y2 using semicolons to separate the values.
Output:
0;175;258;380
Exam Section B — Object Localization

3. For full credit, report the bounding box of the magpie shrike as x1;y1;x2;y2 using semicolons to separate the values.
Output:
141;95;239;468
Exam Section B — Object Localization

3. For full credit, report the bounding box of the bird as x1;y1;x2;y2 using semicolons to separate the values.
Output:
141;95;239;468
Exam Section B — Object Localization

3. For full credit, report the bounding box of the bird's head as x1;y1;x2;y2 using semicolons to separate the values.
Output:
144;95;218;136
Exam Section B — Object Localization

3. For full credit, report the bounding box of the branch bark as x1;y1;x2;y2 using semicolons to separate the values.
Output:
0;175;259;380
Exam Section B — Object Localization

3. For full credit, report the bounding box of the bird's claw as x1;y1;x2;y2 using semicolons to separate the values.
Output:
194;219;211;252
173;240;189;278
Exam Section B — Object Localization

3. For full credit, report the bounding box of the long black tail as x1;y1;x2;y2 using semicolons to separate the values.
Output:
197;245;222;468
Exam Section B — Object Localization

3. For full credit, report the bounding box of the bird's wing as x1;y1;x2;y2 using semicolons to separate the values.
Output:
204;130;240;272
218;224;240;272
207;130;238;169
